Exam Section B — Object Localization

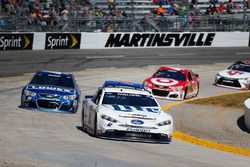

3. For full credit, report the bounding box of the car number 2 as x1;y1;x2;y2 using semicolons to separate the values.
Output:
126;128;150;133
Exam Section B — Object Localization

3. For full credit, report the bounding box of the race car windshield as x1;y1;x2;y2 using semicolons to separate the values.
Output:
154;70;185;81
102;92;158;107
30;74;75;89
229;64;250;73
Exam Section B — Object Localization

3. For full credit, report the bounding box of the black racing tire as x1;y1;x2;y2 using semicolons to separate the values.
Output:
195;84;200;97
20;94;25;107
20;96;23;107
93;114;97;137
184;87;188;100
167;136;172;143
81;107;86;132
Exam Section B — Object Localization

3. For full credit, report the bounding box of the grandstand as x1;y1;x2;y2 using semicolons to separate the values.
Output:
89;0;250;17
0;0;250;32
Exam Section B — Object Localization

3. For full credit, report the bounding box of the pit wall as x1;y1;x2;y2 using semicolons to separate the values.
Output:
245;99;250;131
0;32;249;50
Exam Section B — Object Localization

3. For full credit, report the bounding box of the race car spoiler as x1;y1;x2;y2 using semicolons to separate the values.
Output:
103;81;145;90
36;70;73;77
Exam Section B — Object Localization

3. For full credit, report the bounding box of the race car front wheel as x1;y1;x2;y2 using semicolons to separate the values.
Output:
184;87;188;100
93;114;98;137
167;136;172;143
81;107;86;132
195;84;200;97
20;95;25;107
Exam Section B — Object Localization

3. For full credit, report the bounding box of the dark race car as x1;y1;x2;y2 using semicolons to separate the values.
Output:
21;71;80;113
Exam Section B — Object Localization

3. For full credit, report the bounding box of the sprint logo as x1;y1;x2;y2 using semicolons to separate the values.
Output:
23;35;31;49
0;34;33;50
45;33;81;49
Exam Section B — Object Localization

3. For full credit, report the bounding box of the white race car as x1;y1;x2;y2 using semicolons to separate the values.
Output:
81;81;173;143
215;61;250;90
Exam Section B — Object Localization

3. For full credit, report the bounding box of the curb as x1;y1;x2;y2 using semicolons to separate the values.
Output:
162;91;250;157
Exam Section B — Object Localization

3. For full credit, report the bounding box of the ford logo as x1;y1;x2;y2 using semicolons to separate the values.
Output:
131;120;144;125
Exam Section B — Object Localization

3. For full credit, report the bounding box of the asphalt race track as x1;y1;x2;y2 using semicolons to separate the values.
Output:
0;48;250;167
1;47;250;77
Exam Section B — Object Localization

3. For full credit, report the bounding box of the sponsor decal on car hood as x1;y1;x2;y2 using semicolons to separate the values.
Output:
151;78;179;86
26;85;75;94
110;104;159;113
219;70;250;79
99;105;172;127
149;78;186;87
131;119;144;125
100;104;161;117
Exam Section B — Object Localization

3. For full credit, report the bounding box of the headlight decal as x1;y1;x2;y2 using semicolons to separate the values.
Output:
144;81;152;87
216;74;222;78
157;120;171;126
63;95;77;100
170;86;183;91
24;90;36;97
101;114;118;123
243;77;250;81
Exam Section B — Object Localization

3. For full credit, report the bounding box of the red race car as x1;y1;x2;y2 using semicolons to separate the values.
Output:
143;66;200;100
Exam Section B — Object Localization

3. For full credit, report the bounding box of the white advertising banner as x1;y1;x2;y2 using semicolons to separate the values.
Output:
33;33;46;50
245;99;250;130
80;32;249;49
211;32;249;47
6;32;247;50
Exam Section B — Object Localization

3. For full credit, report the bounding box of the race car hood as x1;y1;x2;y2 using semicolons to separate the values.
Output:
25;84;76;95
99;104;171;121
218;70;250;79
146;77;186;87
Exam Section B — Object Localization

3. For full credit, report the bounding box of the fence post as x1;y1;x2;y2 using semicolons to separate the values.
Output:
243;0;247;31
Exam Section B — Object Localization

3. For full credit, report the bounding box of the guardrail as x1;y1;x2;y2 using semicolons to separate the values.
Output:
244;99;250;130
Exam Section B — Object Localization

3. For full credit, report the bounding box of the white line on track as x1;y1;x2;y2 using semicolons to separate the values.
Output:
122;56;178;59
85;55;124;59
236;52;249;55
158;53;197;56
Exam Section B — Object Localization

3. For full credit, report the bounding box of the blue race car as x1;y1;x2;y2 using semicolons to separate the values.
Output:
21;71;80;113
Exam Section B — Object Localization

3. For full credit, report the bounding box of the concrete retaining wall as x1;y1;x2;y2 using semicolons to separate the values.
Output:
0;32;250;50
244;99;250;130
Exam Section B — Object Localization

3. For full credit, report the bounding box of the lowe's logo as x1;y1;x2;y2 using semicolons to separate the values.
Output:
131;120;144;125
